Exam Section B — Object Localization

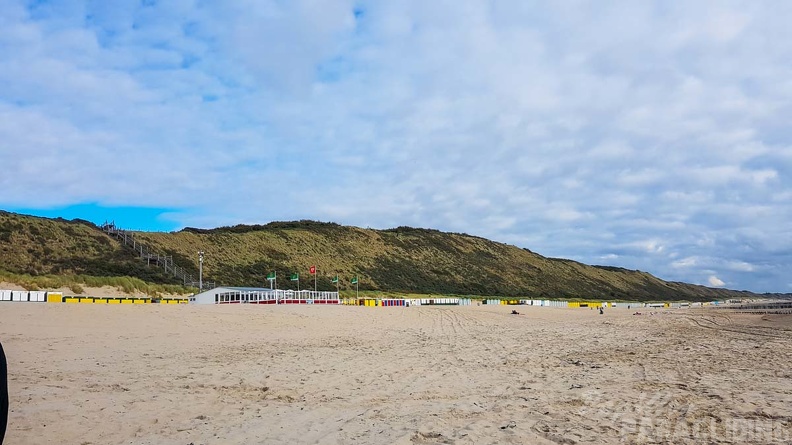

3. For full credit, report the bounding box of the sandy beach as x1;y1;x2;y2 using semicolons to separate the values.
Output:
0;303;790;444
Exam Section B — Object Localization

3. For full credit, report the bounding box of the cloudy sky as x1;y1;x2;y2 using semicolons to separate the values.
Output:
1;1;790;293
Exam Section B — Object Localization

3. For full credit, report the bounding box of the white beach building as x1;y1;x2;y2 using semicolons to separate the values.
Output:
189;287;340;305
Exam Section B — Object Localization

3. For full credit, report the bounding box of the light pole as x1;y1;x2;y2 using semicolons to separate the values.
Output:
198;251;204;291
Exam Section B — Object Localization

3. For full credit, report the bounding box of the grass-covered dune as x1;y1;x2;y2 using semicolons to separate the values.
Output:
0;211;761;301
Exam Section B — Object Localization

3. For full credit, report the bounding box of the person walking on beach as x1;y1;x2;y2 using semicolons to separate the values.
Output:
0;340;8;445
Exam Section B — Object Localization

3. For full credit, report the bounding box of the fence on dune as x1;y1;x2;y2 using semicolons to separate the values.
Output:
99;222;214;289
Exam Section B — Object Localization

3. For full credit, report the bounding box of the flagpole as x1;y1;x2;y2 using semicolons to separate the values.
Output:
315;266;317;294
267;271;278;303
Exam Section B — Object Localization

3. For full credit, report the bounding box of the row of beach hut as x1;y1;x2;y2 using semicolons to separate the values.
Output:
0;289;187;304
341;297;475;306
3;288;723;308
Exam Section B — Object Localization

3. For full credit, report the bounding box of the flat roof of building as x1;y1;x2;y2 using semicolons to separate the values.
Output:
220;287;272;291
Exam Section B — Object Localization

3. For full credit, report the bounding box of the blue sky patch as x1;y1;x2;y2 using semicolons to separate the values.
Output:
6;204;180;232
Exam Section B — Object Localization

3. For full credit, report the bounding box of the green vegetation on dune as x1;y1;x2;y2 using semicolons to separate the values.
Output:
134;220;754;301
0;211;185;283
0;211;763;301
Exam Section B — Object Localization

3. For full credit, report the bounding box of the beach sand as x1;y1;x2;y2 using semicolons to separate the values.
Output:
0;303;790;444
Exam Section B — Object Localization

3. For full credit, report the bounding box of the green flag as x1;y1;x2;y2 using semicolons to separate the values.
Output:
351;276;358;284
290;273;299;281
267;272;276;280
331;275;339;283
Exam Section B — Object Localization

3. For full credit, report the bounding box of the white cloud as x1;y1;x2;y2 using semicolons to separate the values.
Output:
672;257;699;269
708;276;726;287
1;0;791;292
726;261;755;272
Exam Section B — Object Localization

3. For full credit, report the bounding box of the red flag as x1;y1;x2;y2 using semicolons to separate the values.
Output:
309;265;316;275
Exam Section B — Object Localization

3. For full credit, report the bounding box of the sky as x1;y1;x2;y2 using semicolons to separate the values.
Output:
1;1;790;293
